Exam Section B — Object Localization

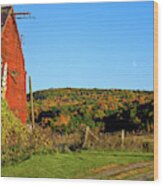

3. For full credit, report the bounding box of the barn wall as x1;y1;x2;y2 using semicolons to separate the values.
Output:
1;13;27;124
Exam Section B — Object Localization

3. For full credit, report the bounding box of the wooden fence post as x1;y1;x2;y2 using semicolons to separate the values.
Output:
82;126;100;148
29;76;35;129
82;126;90;148
121;129;125;148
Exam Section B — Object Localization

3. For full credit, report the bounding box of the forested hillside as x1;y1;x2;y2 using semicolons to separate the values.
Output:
28;88;154;134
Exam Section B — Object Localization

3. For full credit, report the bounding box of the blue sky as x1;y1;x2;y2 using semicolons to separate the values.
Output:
14;1;154;91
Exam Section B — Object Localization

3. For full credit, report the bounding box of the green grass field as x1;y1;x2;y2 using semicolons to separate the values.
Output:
2;150;154;180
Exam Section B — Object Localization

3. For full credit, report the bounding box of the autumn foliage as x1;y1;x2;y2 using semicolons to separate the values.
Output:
28;88;154;134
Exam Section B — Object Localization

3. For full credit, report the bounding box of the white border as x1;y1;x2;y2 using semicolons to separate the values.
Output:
0;0;162;186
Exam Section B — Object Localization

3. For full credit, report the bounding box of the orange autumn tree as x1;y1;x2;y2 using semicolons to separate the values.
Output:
55;114;70;126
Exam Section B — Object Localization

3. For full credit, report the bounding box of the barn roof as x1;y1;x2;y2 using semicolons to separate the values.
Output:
1;6;12;30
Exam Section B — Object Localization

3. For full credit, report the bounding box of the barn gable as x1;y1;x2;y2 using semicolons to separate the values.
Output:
1;6;12;30
1;6;27;124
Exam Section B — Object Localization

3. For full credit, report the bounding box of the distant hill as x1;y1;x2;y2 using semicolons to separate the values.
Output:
27;88;154;134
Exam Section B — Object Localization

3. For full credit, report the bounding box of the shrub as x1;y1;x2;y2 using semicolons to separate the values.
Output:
1;100;54;165
1;100;30;165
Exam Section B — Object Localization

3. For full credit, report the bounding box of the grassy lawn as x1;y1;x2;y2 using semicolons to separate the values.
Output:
2;150;154;179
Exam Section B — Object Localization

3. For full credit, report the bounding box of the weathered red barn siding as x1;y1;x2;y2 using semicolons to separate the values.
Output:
1;7;27;123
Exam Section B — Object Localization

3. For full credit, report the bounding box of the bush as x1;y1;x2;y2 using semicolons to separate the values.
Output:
1;100;54;165
1;100;30;165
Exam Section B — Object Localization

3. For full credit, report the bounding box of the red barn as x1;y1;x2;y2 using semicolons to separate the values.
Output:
1;6;27;124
